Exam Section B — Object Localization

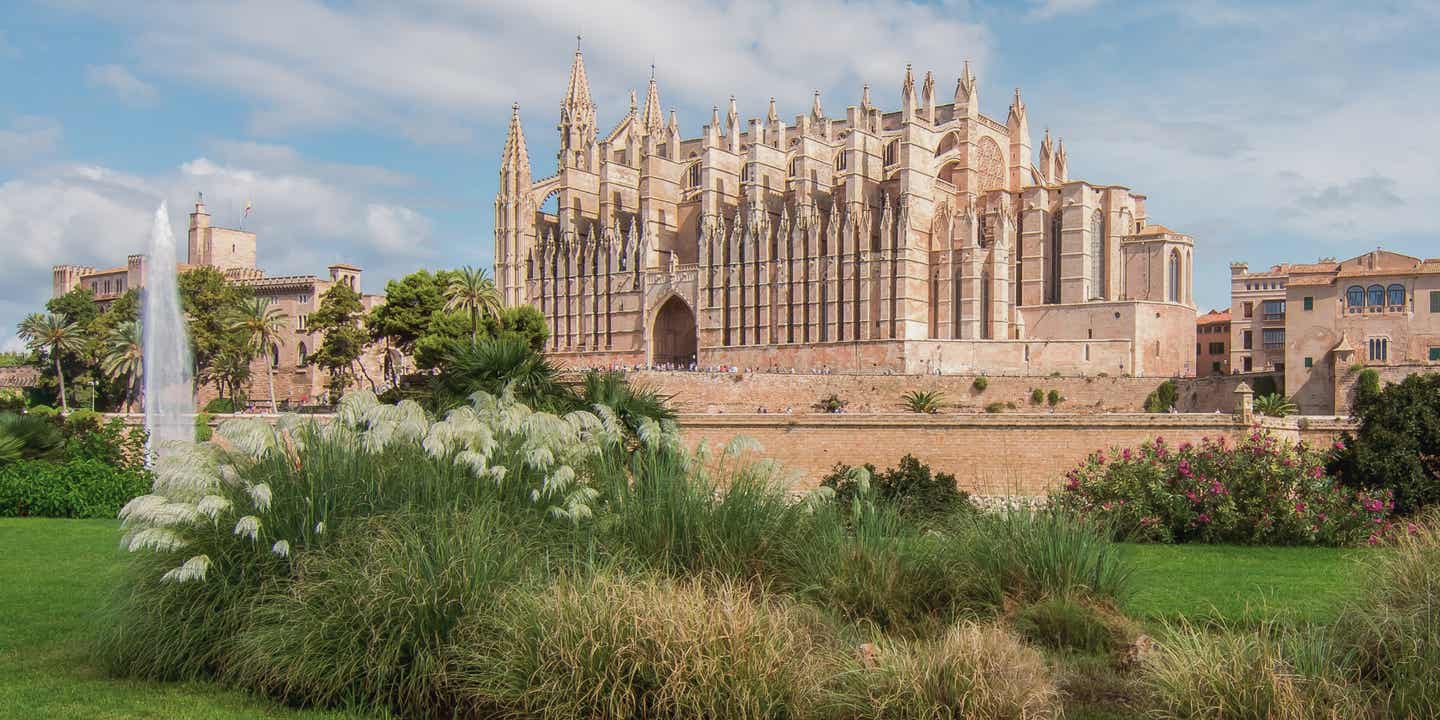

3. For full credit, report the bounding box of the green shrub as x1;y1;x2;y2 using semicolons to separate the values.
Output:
0;459;150;518
0;388;25;412
27;404;58;418
1253;393;1297;418
985;401;1006;413
449;573;840;719
202;398;236;414
65;408;103;434
1012;596;1137;656
1053;430;1393;545
836;622;1061;720
63;416;147;470
900;389;943;414
193;412;212;442
820;454;970;521
972;376;989;392
1337;516;1440;717
1032;388;1045;405
1333;372;1440;514
815;392;848;414
1048;389;1064;407
1145;380;1178;412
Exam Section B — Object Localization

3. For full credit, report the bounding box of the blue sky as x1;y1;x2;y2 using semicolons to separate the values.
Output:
3;0;1438;350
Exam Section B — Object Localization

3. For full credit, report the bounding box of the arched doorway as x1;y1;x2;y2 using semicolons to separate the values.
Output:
652;295;697;367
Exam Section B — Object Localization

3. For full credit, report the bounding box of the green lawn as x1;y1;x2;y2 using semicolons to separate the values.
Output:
0;519;1371;718
1121;543;1370;627
0;518;371;720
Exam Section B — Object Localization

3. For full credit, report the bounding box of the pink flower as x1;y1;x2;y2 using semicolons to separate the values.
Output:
1197;513;1212;524
1295;502;1307;513
1310;466;1324;479
1186;491;1199;502
1333;440;1346;451
1122;448;1132;461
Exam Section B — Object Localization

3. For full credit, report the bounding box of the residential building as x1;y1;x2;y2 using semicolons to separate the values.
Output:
1195;308;1230;377
1228;262;1289;373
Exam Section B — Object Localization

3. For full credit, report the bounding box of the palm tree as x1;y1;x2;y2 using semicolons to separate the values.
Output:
228;298;289;412
102;320;143;412
18;313;86;412
444;266;503;340
901;389;944;414
1254;393;1298;418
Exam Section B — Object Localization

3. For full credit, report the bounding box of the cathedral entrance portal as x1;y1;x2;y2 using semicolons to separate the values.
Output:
651;295;697;368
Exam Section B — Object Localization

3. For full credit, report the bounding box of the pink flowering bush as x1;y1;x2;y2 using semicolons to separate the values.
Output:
1051;428;1394;545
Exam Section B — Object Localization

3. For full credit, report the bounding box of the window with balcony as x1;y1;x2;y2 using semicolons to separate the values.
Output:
1368;337;1389;362
1262;299;1285;320
1262;328;1285;349
1242;301;1253;318
1242;330;1253;350
1367;284;1384;308
1347;285;1365;309
1387;284;1406;308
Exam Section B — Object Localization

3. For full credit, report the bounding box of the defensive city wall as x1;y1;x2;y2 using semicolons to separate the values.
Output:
679;412;1351;496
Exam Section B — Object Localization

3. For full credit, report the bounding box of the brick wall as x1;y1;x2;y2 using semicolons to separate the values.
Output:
678;413;1349;495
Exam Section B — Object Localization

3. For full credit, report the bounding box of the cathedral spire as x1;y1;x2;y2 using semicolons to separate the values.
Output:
861;83;872;110
901;63;917;120
921;70;935;120
766;96;778;124
811;90;824;120
726;95;740;153
559;44;597;164
500;102;532;192
955;60;977;118
642;69;663;134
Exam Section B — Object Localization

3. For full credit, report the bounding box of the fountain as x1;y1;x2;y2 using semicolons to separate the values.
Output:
142;201;195;455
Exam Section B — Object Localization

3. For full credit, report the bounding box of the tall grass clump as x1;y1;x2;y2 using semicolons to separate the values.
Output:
835;622;1061;720
953;508;1133;606
1140;620;1371;720
221;509;540;714
1337;516;1440;717
448;572;843;719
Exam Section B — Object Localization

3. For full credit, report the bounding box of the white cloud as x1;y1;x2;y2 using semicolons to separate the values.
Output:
84;64;158;105
1026;0;1101;20
1;335;24;354
69;0;991;139
0;150;435;338
0;116;63;169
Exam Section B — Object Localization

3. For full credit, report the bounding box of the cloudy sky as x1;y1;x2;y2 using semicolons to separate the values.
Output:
3;0;1438;350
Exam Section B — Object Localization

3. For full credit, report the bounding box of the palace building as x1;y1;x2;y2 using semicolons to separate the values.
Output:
494;49;1198;376
52;196;388;407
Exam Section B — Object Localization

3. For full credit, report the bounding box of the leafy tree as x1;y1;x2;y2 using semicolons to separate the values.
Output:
1145;380;1178;412
412;309;473;371
229;298;290;412
309;282;373;398
444;266;502;340
367;269;456;352
101;320;143;412
577;370;674;439
179;267;254;395
821;454;969;520
210;351;252;406
497;304;549;351
1333;373;1440;514
18;313;86;411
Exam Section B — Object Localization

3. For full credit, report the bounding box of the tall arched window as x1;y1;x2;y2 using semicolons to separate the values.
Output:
1367;284;1384;307
884;140;898;166
298;342;308;367
270;343;281;369
1387;284;1406;307
1347;286;1365;308
835;152;847;171
789;157;800;177
684;162;700;190
740;163;753;183
1168;249;1181;303
1047;208;1062;304
1089;210;1106;300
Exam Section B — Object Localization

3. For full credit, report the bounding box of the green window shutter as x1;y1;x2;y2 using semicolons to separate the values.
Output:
1303;296;1313;311
1431;347;1440;362
1431;291;1440;313
1304;357;1313;368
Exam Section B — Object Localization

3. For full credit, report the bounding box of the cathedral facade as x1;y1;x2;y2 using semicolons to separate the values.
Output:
494;50;1197;376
